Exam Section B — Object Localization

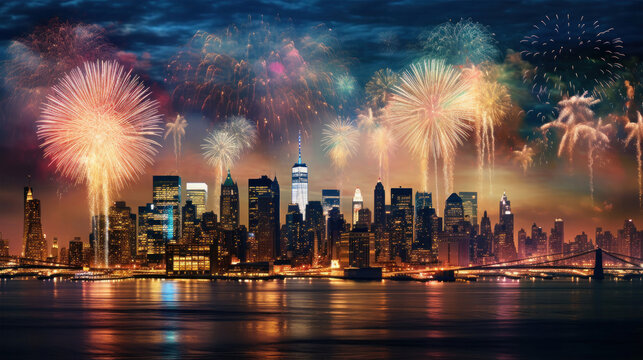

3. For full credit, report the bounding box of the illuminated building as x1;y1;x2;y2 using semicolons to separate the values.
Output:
342;226;375;268
374;180;386;226
458;191;478;227
181;200;198;244
249;176;280;261
137;202;173;263
185;182;208;219
444;193;464;231
357;208;372;229
152;175;181;242
352;187;363;225
414;207;436;252
437;232;470;266
517;228;527;258
108;201;136;265
0;235;9;257
23;186;46;261
89;215;106;265
322;189;340;216
166;243;216;276
69;238;83;266
291;132;308;219
286;204;308;263
495;192;516;261
220;170;239;231
550;218;565;254
199;211;218;246
327;207;346;260
532;223;547;255
622;219;638;257
305;201;325;258
415;191;432;212
479;211;493;256
51;237;58;262
390;187;413;262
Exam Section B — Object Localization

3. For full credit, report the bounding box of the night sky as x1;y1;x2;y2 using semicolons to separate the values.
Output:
1;0;642;253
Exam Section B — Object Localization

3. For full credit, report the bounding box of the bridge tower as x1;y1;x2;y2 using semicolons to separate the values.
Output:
593;248;604;280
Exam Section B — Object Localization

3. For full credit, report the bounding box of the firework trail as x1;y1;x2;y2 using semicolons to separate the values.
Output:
420;19;499;65
369;123;397;185
575;119;611;203
387;59;475;208
520;13;625;100
166;19;348;142
464;65;510;194
513;144;536;174
365;68;398;108
322;117;359;189
357;107;376;130
202;116;256;214
38;60;163;267
164;114;188;170
625;112;643;207
541;93;609;202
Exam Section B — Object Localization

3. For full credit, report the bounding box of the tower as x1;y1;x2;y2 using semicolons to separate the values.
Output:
185;182;208;219
220;170;240;231
352;187;364;225
249;176;280;261
291;131;308;219
390;187;413;262
23;185;46;261
374;180;386;227
443;193;464;231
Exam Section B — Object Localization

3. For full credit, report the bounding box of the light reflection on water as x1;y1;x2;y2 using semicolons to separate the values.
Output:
0;278;642;359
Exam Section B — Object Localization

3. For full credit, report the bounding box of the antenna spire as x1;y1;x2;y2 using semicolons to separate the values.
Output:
298;130;302;164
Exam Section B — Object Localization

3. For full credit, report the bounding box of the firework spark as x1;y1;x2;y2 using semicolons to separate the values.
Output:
321;117;360;170
520;13;625;100
201;116;256;214
625;112;643;207
365;68;398;108
513;144;536;174
38;60;163;266
420;19;499;65
164;114;188;169
387;59;475;208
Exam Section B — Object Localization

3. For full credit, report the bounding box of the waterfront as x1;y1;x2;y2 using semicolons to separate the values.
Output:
0;278;642;359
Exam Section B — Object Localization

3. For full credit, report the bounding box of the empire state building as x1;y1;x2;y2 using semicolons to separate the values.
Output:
291;132;308;219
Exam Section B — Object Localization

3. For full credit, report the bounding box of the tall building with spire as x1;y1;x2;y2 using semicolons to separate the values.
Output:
352;187;364;225
220;170;239;231
374;180;386;227
291;131;308;219
23;185;47;261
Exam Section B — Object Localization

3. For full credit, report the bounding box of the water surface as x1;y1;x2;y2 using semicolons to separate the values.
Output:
1;278;641;359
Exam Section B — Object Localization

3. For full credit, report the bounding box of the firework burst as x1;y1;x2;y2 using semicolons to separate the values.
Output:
164;114;188;170
465;65;511;194
520;13;625;100
513;144;536;174
625;112;643;207
365;68;398;108
202;116;256;214
420;19;499;65
541;93;610;202
166;19;347;142
387;59;475;208
38;60;163;266
321;117;360;170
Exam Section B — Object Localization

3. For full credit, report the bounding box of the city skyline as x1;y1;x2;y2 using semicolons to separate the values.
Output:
0;0;641;256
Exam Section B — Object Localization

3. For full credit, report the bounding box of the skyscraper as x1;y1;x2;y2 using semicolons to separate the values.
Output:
390;187;413;262
186;182;208;219
286;204;308;261
305;201;325;258
352;187;363;225
322;189;340;216
479;211;493;256
496;192;516;261
69;237;83;266
181;200;198;244
327;207;346;261
108;201;136;265
458;192;478;227
444;193;464;231
549;218;565;254
415;192;432;211
374;180;386;227
153;176;181;242
23;186;46;261
220;170;239;231
291;132;308;219
249;176;280;261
